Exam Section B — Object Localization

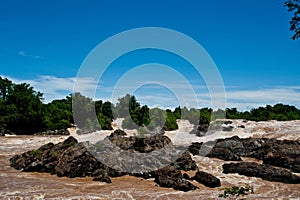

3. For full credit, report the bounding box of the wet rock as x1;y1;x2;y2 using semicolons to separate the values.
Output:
207;147;242;161
55;143;102;178
190;124;208;136
188;142;203;155
173;151;198;171
222;126;234;132
152;165;198;192
10;133;201;192
193;171;221;188
215;136;244;152
109;129;171;153
223;120;233;125
92;169;112;183
183;173;191;180
223;162;300;184
108;129;127;138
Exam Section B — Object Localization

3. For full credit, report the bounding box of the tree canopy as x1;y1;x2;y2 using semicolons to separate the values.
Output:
285;0;300;40
1;76;300;135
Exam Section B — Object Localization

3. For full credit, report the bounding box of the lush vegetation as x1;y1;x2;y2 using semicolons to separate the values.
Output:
1;76;300;135
226;104;300;121
219;185;254;198
285;0;300;40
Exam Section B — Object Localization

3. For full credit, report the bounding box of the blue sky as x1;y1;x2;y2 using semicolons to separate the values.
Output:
0;0;299;110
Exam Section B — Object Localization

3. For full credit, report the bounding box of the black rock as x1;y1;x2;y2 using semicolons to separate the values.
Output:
92;169;112;183
193;171;221;188
152;165;198;192
10;133;201;192
207;147;242;161
188;142;203;155
173;151;198;171
223;162;300;184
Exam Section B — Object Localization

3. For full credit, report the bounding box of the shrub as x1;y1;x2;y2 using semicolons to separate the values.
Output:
219;185;253;198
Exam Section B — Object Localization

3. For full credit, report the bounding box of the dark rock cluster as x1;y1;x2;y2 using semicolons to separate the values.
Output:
223;162;300;184
10;130;221;192
189;135;300;184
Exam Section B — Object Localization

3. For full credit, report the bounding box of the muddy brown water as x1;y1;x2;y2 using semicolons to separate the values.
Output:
0;135;300;199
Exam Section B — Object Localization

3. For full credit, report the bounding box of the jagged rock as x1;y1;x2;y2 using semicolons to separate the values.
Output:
173;151;198;171
223;162;300;184
109;129;171;153
223;120;233;125
222;126;234;132
190;124;208;136
55;143;102;178
188;142;203;155
183;173;191;180
207;147;242;161
152;165;198;192
92;169;112;183
108;129;127;138
10;133;201;192
215;136;244;152
193;171;221;188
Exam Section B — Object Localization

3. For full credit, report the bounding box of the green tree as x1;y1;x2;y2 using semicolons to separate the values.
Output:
43;96;73;130
164;109;178;131
285;0;300;40
5;82;44;134
72;92;99;130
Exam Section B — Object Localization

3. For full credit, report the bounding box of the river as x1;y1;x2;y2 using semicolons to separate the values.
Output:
1;120;300;199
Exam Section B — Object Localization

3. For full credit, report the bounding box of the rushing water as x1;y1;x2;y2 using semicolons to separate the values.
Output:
1;120;300;199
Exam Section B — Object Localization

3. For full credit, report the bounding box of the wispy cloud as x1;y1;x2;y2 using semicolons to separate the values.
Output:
2;75;99;103
17;50;43;59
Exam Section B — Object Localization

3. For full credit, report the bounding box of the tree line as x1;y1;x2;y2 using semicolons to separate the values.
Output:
1;76;300;135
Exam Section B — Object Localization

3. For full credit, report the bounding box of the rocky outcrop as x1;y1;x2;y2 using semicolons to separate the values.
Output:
189;136;300;173
108;130;171;153
10;130;207;192
223;162;300;184
173;151;198;171
193;171;221;188
188;142;203;156
152;165;198;191
207;147;242;161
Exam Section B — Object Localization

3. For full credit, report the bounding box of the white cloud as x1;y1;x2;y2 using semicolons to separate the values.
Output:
2;75;99;103
17;50;43;59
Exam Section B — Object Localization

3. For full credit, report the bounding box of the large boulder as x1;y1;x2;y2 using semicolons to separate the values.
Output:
207;147;242;161
173;151;198;171
223;162;300;184
188;142;203;155
193;171;221;188
152;165;198;192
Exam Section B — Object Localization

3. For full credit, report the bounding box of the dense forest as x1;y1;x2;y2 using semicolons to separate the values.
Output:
1;76;300;135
